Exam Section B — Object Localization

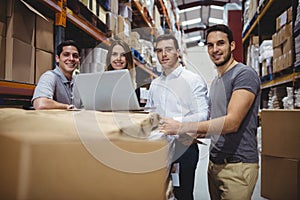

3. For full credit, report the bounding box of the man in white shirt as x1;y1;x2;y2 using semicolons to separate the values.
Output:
146;34;209;200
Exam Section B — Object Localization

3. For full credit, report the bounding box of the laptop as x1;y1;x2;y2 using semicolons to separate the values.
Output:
74;69;152;112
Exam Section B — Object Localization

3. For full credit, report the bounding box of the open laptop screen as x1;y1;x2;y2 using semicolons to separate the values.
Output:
74;69;142;111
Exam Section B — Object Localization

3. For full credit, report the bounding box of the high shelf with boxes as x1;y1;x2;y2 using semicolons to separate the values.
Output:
0;0;110;107
0;0;181;108
243;1;300;199
242;0;299;109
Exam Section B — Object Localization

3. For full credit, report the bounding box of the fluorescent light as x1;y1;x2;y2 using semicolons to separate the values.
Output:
179;6;201;14
211;5;224;10
209;17;224;24
181;18;201;26
184;35;202;43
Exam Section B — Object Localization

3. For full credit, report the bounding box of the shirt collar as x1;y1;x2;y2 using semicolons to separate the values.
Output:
162;64;183;79
53;66;73;84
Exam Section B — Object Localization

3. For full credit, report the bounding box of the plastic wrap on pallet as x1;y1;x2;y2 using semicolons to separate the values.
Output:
119;3;132;22
282;87;294;109
259;40;273;63
247;44;260;75
294;88;300;108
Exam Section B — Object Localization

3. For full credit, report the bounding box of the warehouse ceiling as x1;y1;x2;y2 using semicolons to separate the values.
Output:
175;0;243;48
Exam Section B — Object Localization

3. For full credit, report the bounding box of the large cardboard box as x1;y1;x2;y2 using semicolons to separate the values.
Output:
0;22;6;37
35;49;53;83
261;110;300;159
261;155;300;200
5;37;35;83
0;109;168;200
0;0;7;23
36;16;54;53
6;0;35;45
0;36;5;79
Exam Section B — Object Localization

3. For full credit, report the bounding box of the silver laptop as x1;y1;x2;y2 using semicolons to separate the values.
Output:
74;69;151;111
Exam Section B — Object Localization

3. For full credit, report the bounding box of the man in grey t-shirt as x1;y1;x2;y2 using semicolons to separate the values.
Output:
32;40;80;110
159;24;260;200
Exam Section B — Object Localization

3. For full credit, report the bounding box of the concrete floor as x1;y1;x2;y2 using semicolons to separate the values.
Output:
193;138;268;200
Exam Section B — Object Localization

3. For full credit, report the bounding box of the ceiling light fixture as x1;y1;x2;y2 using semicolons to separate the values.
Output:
181;18;202;26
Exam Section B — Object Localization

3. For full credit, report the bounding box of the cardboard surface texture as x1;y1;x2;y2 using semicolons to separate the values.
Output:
35;49;53;84
9;0;35;45
5;37;35;83
261;109;300;159
0;109;168;200
36;16;54;53
261;155;300;200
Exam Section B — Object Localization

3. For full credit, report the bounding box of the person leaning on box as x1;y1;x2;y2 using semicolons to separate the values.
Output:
32;40;81;110
159;24;261;200
146;34;209;200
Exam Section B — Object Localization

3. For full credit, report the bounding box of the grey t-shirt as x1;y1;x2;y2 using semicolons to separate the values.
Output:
32;67;75;106
209;63;261;163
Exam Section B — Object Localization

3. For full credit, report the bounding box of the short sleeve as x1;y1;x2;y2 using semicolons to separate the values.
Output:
32;71;56;102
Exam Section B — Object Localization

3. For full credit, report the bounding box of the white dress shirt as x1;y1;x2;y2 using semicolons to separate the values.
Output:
146;65;209;122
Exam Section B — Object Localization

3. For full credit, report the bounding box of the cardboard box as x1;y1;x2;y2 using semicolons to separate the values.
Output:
272;32;279;48
276;10;287;31
7;0;35;45
261;110;300;159
90;0;97;15
0;36;5;79
0;0;7;23
261;155;300;200
5;37;35;83
273;46;282;59
0;21;5;37
285;50;293;69
98;4;106;24
35;49;53;83
0;109;168;200
287;6;293;23
36;16;54;53
283;36;293;54
273;57;278;73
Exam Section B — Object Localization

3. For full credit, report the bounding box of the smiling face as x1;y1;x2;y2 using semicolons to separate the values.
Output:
110;44;127;70
56;45;80;79
155;39;180;74
206;31;235;68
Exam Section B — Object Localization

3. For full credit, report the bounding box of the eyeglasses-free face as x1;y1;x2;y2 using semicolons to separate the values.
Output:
154;47;176;54
110;44;127;70
56;45;80;77
155;39;179;72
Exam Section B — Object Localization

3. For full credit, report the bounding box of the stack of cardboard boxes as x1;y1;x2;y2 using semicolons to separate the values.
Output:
1;0;54;84
261;110;300;200
272;7;293;73
0;0;6;80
